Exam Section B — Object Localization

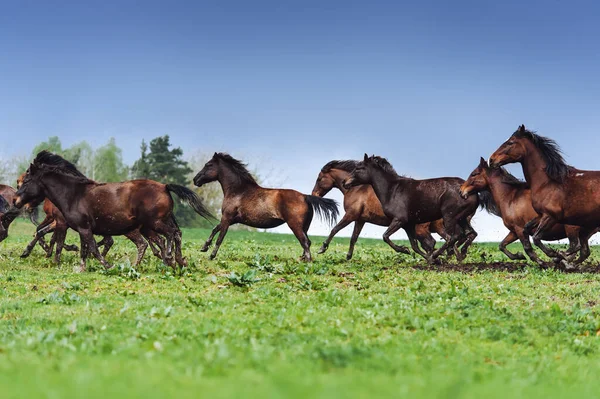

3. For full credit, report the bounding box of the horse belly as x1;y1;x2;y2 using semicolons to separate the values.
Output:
245;218;285;229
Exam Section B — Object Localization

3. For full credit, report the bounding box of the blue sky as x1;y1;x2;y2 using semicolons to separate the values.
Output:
1;0;599;241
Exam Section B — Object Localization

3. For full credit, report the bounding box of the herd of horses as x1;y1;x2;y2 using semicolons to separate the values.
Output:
1;125;599;272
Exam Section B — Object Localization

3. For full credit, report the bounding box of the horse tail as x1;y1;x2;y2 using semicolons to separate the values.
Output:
477;190;501;217
166;184;215;221
305;195;339;227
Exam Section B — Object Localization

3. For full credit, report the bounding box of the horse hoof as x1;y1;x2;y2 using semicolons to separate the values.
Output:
560;260;577;272
317;246;327;254
200;246;210;252
346;253;353;261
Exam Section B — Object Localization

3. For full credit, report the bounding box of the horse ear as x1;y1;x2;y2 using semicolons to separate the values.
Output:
518;124;526;132
363;153;368;162
213;152;218;157
479;157;488;167
28;163;38;174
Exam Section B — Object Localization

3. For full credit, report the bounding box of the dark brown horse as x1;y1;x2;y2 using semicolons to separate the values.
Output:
17;173;165;265
0;194;8;241
0;184;37;242
489;125;600;269
461;157;598;265
312;160;459;259
193;153;339;261
344;154;478;263
14;151;212;271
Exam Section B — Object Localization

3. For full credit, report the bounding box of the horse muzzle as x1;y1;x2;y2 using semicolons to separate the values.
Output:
459;186;472;199
13;196;24;209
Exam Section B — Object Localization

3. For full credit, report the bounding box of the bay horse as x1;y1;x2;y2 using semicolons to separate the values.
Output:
489;125;600;269
193;153;339;261
311;160;472;260
344;154;479;263
461;157;598;265
14;151;212;271
17;174;165;265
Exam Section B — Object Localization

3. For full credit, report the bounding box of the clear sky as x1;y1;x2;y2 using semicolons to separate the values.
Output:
1;1;599;242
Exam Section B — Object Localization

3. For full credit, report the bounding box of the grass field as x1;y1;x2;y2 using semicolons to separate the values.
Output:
1;220;600;398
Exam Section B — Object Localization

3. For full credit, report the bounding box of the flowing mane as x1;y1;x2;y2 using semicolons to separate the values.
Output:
32;151;93;183
214;153;258;185
321;160;359;173
367;156;403;178
477;190;501;217
512;127;571;182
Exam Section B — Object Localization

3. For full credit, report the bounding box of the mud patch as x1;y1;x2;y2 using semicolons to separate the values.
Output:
411;262;600;274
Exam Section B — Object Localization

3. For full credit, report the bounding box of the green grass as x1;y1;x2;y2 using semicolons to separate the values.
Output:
1;220;600;398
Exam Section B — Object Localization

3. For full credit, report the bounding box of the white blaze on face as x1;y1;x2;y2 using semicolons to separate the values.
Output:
576;173;584;177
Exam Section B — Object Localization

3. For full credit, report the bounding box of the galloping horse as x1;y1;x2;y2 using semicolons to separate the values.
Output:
311;160;467;259
14;151;212;271
344;154;478;263
461;157;598;265
17;174;165;264
489;125;600;268
193;153;339;261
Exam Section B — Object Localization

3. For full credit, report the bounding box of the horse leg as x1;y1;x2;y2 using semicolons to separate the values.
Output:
318;213;354;254
80;228;112;270
143;228;165;259
21;219;54;258
46;232;57;258
288;219;312;262
201;224;221;252
346;220;365;260
125;230;148;267
405;224;434;261
531;215;564;261
515;228;545;267
499;231;526;260
210;221;231;261
97;236;114;258
457;218;477;261
429;216;460;262
561;226;581;260
53;227;69;264
167;218;187;268
78;234;89;272
382;219;410;254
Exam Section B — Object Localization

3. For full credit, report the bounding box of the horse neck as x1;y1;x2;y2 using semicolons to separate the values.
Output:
217;166;258;196
486;173;519;214
367;168;399;205
39;172;89;212
520;142;553;191
330;169;351;194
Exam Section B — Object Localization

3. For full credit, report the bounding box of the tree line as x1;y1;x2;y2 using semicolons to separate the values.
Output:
0;135;275;227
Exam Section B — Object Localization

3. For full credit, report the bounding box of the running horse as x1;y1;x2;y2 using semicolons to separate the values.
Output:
17;173;165;265
0;184;37;242
311;160;474;260
14;151;213;271
489;125;600;269
461;157;598;265
344;154;479;263
0;194;8;241
193;153;339;261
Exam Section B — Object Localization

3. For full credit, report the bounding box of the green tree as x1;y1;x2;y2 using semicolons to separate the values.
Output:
93;138;127;182
131;135;199;226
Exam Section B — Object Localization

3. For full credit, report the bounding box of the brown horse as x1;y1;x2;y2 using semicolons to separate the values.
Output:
14;151;212;271
311;160;460;260
489;125;600;269
17;174;165;265
193;153;339;261
344;154;478;263
0;194;8;241
461;157;598;265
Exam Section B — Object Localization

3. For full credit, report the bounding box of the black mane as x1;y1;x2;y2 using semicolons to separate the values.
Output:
477;190;501;217
214;153;257;184
512;127;571;182
366;156;403;178
321;160;359;173
32;151;92;183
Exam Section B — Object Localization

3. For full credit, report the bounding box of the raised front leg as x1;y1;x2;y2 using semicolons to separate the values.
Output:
382;219;410;254
318;213;354;255
499;231;526;261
